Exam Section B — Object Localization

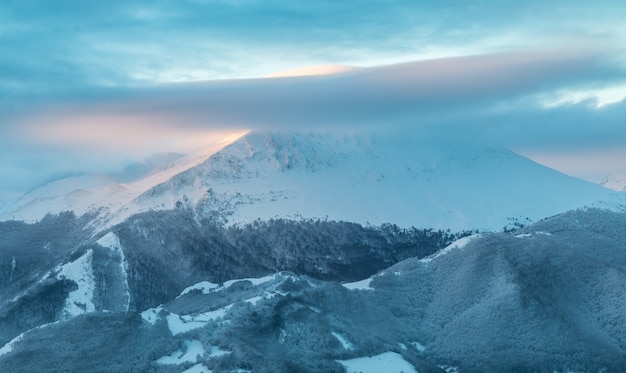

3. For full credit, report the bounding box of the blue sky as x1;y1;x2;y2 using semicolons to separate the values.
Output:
2;0;626;206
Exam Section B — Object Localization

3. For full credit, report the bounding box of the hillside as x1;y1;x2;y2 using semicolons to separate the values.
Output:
1;209;625;372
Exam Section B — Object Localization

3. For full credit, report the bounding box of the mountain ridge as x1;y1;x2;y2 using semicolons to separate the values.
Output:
0;131;614;232
2;208;626;372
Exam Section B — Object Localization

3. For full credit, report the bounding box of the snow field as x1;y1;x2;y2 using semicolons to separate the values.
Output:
337;352;418;373
342;278;373;290
420;234;480;263
179;281;220;297
56;250;96;319
181;364;212;373
157;340;205;365
166;305;233;336
331;332;354;350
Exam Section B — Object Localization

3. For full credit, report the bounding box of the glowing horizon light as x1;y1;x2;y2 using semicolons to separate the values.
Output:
264;64;358;78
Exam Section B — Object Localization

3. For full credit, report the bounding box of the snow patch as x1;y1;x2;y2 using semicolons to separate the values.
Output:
166;305;233;336
515;231;552;238
179;281;220;297
56;250;96;319
342;278;373;291
0;321;60;357
96;231;119;248
597;173;626;191
141;306;162;325
337;352;418;373
245;291;284;306
223;274;277;289
157;339;205;365
0;333;24;357
331;332;354;350
421;234;480;263
208;345;231;357
244;295;263;305
182;364;212;373
411;341;426;352
438;365;459;373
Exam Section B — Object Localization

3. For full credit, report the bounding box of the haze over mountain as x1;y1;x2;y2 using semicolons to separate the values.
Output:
0;131;614;232
2;1;626;372
0;127;624;371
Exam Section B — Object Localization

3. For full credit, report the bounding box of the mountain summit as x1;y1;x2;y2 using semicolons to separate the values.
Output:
0;131;612;232
1;131;625;372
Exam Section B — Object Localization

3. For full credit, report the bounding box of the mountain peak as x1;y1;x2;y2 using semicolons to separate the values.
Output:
0;130;613;232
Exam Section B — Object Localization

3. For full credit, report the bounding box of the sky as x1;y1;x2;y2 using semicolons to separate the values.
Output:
2;0;626;206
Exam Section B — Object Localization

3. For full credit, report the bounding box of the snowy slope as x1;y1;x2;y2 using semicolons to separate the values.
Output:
121;131;612;231
0;131;615;231
0;132;246;225
597;173;626;191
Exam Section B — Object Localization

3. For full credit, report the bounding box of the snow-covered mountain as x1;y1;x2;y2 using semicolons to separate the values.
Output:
0;131;614;232
598;173;626;191
1;130;626;372
0;132;246;226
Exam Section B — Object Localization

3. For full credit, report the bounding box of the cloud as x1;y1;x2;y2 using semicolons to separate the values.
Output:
2;0;626;206
2;0;625;93
11;47;612;131
1;49;623;192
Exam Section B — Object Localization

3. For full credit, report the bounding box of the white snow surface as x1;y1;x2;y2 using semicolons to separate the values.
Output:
177;274;282;300
141;306;162;325
0;131;614;232
179;281;220;297
223;274;277;289
331;332;354;350
439;365;460;373
182;364;212;373
342;278;374;291
337;352;418;373
412;341;426;352
157;340;205;365
0;321;61;357
597;173;626;191
0;333;23;357
166;305;233;336
244;295;264;305
56;250;96;319
420;234;480;263
208;345;231;357
515;231;552;238
246;290;284;305
0;132;246;228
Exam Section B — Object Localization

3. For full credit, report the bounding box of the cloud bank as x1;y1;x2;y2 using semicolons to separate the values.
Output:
2;48;625;202
2;0;626;205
